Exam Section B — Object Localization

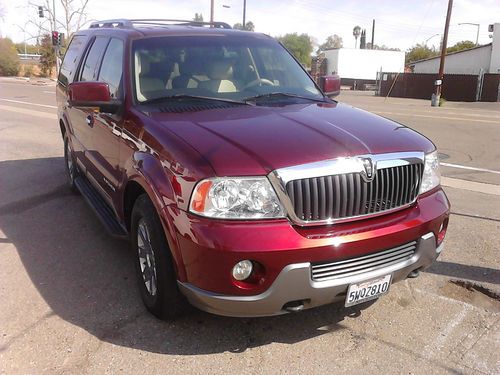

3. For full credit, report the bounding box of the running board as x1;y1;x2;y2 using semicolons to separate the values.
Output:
74;175;128;239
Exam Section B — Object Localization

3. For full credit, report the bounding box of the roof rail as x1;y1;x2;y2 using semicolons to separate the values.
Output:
89;19;133;28
89;19;232;30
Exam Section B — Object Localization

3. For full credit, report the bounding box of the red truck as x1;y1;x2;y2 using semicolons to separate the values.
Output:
56;19;449;319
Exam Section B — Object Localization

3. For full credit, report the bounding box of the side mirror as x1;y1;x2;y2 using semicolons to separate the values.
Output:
68;81;122;114
319;75;341;97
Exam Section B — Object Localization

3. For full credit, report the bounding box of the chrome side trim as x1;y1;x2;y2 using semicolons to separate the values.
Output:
268;151;424;226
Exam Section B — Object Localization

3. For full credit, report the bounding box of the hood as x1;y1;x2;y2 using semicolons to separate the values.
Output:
148;102;435;176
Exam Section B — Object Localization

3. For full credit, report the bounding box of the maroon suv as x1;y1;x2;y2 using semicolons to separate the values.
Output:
56;19;450;319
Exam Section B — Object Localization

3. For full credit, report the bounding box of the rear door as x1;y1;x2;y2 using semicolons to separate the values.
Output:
88;37;125;205
67;36;110;175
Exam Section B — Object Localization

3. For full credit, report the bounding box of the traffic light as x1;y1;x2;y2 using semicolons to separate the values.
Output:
58;33;64;46
38;6;44;18
52;31;59;46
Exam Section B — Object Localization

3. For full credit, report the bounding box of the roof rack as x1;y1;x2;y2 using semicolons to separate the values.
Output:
89;19;232;30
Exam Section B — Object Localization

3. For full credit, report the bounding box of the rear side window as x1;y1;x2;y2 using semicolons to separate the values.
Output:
58;35;87;87
98;38;124;99
80;36;109;82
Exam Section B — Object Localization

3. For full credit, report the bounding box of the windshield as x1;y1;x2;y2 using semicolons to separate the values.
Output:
132;34;323;104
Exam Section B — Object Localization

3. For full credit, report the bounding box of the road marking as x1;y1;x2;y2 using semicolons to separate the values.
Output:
43;91;54;94
0;98;57;109
376;111;499;124
441;162;500;175
422;306;470;360
0;105;57;120
441;177;500;196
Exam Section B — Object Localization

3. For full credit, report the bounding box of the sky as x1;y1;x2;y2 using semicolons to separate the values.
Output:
0;0;498;52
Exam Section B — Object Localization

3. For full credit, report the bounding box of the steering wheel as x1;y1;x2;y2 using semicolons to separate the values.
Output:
243;78;275;90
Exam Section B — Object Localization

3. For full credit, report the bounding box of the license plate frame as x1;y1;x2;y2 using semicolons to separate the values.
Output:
345;274;392;307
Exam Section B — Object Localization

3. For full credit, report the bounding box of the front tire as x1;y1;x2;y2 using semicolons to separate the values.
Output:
131;194;188;319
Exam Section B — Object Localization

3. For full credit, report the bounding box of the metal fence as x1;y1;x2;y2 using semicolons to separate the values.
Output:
481;74;500;102
379;73;484;102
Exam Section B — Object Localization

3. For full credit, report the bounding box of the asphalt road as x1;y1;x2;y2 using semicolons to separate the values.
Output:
0;78;499;374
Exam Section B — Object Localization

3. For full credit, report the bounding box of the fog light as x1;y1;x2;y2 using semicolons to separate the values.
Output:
232;260;253;281
437;218;449;246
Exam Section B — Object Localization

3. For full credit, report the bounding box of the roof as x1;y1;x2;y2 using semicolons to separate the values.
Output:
410;43;492;65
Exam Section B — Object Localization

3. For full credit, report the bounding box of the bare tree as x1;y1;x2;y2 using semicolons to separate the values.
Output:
27;0;90;38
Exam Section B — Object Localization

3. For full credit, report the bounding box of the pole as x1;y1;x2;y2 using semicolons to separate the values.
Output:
210;0;214;24
475;24;480;46
243;0;246;28
371;19;375;49
432;0;453;106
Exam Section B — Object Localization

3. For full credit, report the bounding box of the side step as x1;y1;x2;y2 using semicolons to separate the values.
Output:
74;175;128;239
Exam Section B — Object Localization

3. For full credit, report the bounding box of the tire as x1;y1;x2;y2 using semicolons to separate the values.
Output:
131;194;188;319
64;135;79;193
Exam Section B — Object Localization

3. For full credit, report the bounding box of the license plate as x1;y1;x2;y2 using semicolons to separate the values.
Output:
345;274;392;307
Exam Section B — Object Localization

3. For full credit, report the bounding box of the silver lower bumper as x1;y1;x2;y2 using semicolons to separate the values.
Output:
178;233;443;317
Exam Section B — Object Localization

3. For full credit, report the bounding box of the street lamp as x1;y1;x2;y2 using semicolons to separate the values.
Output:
458;22;480;46
425;33;440;46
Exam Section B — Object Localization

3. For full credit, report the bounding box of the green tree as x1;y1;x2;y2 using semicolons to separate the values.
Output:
15;43;39;54
277;33;313;67
405;43;438;64
193;13;203;22
446;40;476;53
39;34;55;77
233;21;255;31
0;37;20;76
317;34;343;53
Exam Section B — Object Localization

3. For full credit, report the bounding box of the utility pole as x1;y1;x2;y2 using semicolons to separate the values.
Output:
432;0;453;107
210;0;214;24
371;19;375;49
243;0;246;28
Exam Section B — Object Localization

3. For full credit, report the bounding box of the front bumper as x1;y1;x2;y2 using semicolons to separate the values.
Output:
178;232;443;317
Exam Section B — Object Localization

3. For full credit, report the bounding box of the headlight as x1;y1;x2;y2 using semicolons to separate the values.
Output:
419;150;441;194
189;177;285;219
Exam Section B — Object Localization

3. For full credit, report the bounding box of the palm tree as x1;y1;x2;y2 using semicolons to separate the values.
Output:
353;26;361;48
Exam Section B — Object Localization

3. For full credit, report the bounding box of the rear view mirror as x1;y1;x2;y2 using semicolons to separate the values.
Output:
319;75;341;97
68;81;122;113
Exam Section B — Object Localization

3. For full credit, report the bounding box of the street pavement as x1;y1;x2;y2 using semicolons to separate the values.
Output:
0;78;499;374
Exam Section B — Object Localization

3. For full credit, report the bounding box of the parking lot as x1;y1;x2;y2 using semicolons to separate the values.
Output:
0;77;498;374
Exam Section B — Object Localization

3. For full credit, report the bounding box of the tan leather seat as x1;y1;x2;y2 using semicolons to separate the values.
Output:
135;53;165;100
198;59;238;93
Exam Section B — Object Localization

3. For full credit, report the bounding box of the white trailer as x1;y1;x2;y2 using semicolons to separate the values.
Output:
323;48;405;81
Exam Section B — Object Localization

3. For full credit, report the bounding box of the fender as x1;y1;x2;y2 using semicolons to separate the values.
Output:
122;151;188;282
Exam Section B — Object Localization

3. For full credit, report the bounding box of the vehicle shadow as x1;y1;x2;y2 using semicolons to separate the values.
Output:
426;260;500;285
0;157;374;355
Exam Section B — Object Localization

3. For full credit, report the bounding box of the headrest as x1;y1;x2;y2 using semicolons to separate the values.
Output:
206;59;233;80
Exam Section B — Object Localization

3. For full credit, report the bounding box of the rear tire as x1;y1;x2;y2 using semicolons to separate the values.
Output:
131;194;188;319
64;135;79;193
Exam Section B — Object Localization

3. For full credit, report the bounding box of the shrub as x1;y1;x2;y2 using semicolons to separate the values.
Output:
0;38;21;76
23;65;34;77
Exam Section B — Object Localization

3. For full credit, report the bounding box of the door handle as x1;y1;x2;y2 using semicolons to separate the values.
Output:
86;115;94;127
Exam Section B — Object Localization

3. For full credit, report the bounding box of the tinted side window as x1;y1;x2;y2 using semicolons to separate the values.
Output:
98;38;124;99
80;36;109;82
58;35;87;87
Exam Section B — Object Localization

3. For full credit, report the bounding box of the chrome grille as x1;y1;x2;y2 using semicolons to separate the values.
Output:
286;163;423;222
311;241;417;281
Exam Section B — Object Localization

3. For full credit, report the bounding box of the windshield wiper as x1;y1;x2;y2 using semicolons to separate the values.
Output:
243;92;329;103
141;94;251;106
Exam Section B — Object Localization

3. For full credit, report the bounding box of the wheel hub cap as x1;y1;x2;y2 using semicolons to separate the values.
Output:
137;220;157;296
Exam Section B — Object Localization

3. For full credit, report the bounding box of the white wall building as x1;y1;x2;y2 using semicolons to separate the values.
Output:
323;48;405;81
410;23;500;74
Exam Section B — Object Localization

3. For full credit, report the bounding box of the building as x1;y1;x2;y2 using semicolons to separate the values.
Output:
322;48;405;87
410;23;500;74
